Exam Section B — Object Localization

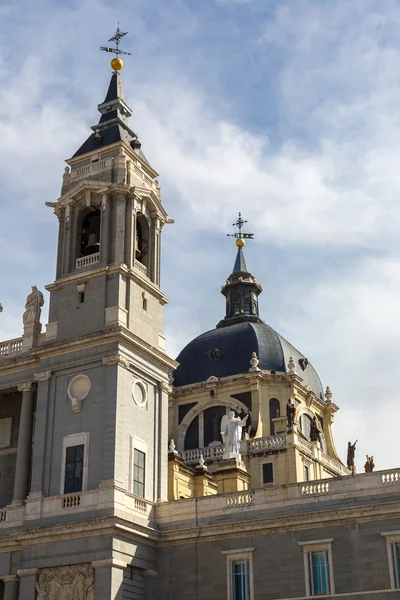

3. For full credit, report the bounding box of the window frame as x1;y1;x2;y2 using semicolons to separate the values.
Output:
221;548;255;600
133;448;146;498
381;531;400;589
130;436;148;499
60;432;90;495
261;461;274;486
298;539;335;597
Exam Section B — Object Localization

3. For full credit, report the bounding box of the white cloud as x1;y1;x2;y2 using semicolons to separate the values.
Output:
1;0;400;473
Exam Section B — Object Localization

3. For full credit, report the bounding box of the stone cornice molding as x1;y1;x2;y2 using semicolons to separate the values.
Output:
17;382;34;393
2;574;19;582
91;558;127;570
17;568;39;578
157;499;400;547
102;355;129;368
34;370;52;382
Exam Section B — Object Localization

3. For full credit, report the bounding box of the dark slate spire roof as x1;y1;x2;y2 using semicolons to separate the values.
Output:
232;246;248;274
73;70;149;163
216;241;263;329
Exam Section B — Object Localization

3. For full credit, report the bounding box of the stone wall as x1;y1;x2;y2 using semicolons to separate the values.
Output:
0;393;21;508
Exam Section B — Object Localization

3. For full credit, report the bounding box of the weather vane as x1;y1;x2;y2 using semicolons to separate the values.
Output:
227;213;254;247
100;24;131;71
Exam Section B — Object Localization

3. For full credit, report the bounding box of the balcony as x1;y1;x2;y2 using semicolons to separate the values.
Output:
76;252;100;269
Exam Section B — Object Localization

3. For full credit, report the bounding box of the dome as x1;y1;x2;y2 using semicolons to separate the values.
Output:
173;320;324;398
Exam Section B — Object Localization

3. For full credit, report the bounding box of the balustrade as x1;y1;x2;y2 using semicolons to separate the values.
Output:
62;494;81;509
381;471;400;485
0;337;23;357
301;482;331;496
76;252;100;269
134;260;148;276
226;492;253;507
248;434;287;453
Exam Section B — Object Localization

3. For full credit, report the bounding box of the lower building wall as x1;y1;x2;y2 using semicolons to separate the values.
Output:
154;517;400;600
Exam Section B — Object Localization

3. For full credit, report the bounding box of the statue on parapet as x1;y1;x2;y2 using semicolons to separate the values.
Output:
347;440;358;474
364;455;375;473
23;286;44;326
286;400;296;431
221;411;248;460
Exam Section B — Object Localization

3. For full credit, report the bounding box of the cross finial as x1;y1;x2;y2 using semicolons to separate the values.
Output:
227;212;254;246
100;25;132;70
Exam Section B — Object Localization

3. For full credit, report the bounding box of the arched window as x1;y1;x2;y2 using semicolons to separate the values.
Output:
269;398;280;435
79;209;101;257
204;406;226;447
300;414;312;441
136;214;149;268
233;299;240;315
243;296;251;314
184;416;199;450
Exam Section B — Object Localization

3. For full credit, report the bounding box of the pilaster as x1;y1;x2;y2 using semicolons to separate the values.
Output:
92;559;126;600
17;569;38;600
12;382;35;504
3;575;19;600
28;371;52;496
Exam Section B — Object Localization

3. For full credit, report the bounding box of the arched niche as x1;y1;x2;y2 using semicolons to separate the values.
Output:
269;398;280;435
178;397;250;452
135;213;150;268
77;207;101;258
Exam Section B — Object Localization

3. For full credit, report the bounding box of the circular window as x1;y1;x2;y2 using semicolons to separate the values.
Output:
132;379;147;407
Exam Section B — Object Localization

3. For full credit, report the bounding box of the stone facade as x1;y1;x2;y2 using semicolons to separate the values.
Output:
1;65;400;600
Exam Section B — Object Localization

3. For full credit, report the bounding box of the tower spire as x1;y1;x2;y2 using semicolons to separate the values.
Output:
216;214;263;329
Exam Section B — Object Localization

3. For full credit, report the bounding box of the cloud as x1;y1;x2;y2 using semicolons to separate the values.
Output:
0;0;400;473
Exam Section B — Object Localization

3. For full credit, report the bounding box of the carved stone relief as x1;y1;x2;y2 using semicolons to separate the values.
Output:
36;564;94;600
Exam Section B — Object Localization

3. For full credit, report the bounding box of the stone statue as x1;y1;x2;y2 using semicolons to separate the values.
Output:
309;416;321;443
36;564;94;600
239;408;251;439
347;440;357;473
23;286;44;326
222;411;248;460
364;455;375;473
286;400;296;430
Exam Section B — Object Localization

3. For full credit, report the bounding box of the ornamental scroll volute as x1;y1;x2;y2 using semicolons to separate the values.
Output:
36;564;94;600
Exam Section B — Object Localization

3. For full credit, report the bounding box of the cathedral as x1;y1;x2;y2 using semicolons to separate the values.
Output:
0;51;399;600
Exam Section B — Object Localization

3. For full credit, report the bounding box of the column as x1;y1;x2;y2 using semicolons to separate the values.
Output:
28;371;52;497
157;381;170;501
17;569;38;600
92;559;126;600
12;383;35;504
3;575;19;600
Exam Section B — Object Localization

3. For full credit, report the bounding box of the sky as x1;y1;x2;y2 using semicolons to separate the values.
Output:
0;0;399;472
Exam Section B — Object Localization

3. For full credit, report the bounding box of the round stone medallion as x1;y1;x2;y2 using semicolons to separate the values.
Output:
132;379;147;407
67;374;91;402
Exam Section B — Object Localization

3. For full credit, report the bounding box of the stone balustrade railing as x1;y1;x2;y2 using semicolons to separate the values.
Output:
0;337;23;357
156;467;400;529
134;260;148;276
70;159;111;182
183;444;226;464
247;434;287;453
76;252;100;269
226;492;253;507
0;486;154;528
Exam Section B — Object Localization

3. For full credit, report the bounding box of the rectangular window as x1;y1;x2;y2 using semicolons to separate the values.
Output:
304;465;310;481
231;560;250;600
394;543;400;588
310;551;330;596
133;449;145;498
64;444;84;494
262;463;274;484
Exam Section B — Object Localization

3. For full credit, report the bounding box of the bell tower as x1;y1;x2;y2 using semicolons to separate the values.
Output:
45;59;167;351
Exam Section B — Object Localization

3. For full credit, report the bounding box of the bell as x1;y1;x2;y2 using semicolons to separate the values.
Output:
84;233;100;256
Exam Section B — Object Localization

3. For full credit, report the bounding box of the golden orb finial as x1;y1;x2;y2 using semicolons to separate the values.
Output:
236;238;245;248
111;57;123;71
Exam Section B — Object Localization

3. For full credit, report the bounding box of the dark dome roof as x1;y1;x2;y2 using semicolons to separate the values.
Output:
173;321;323;398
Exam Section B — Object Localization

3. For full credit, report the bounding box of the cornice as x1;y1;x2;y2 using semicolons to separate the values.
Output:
157;499;400;546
